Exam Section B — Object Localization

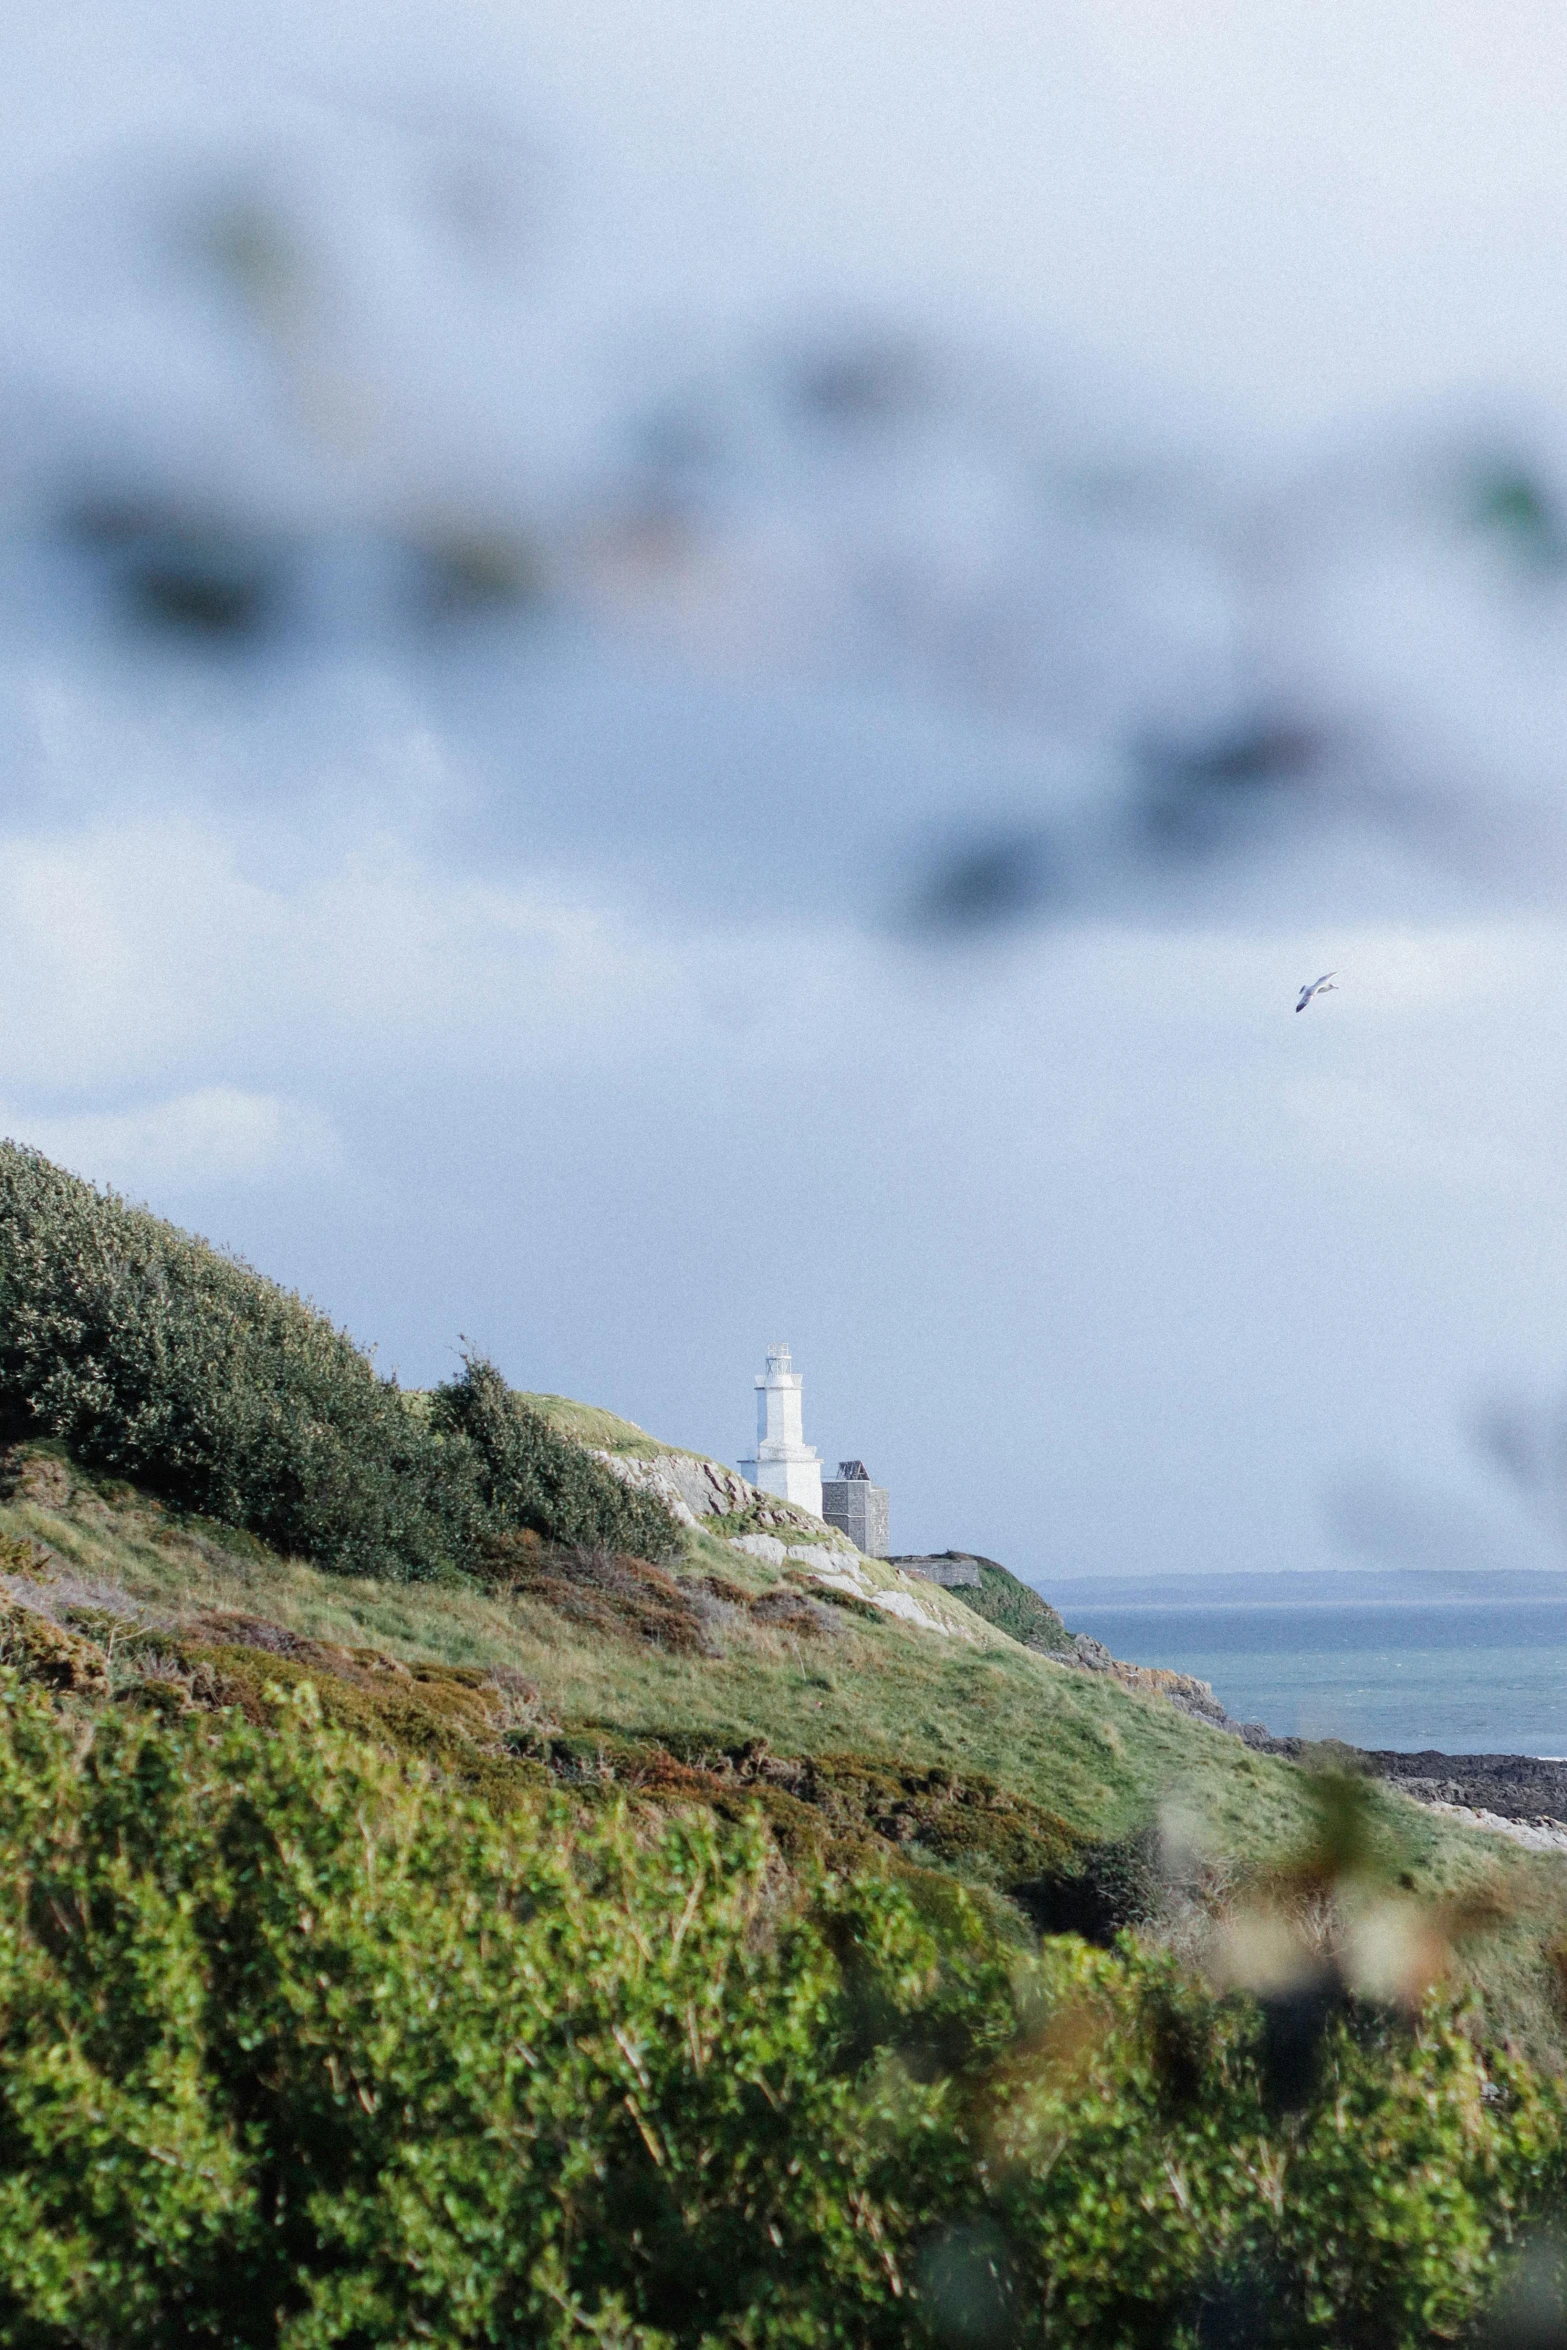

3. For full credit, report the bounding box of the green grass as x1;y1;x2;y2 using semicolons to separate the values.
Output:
948;1554;1073;1651
8;1439;1567;2057
0;1445;1544;1877
516;1393;705;1460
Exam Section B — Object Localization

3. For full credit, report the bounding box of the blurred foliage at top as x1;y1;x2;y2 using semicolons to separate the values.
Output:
9;94;1567;928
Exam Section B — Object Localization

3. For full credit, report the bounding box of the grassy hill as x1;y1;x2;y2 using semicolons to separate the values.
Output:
6;1147;1567;2339
0;1141;1561;1950
0;1143;1547;1871
514;1392;705;1461
893;1550;1075;1652
2;1410;1561;2021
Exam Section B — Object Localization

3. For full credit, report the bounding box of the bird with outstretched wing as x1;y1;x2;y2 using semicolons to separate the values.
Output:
1295;971;1338;1012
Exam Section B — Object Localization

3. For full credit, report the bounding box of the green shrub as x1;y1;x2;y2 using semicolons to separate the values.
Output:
430;1356;680;1563
0;1681;960;2348
0;1678;1558;2348
949;1556;1073;1653
0;1144;678;1580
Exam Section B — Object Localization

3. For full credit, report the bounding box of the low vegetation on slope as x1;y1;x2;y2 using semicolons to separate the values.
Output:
1;1454;1566;2343
0;1678;1564;2350
917;1552;1074;1652
0;1144;678;1578
4;1436;1564;2051
0;1438;1312;1860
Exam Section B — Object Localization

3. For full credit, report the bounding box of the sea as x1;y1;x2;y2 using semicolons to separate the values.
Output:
1052;1571;1567;1757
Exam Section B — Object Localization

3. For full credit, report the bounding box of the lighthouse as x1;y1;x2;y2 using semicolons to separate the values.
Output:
738;1343;824;1515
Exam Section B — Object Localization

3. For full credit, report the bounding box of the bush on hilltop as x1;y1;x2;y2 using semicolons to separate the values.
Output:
429;1353;679;1564
0;1143;679;1579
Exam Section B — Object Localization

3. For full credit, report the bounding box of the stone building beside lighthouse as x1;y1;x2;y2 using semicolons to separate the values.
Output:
821;1461;890;1557
738;1343;823;1515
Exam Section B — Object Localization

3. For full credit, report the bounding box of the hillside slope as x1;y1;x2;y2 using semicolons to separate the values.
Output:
1;1142;1563;2044
1;1431;1555;1956
891;1549;1074;1651
5;1168;1567;2339
0;1143;683;1577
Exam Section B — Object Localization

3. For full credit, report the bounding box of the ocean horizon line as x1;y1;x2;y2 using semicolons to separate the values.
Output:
1039;1567;1567;1610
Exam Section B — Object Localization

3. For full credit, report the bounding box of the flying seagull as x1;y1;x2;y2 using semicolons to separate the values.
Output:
1295;971;1338;1013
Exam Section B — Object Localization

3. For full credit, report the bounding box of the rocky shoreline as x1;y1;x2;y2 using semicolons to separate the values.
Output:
1064;1630;1567;1839
1344;1747;1567;1829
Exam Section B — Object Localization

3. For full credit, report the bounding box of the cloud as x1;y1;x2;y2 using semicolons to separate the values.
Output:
0;808;778;1094
2;1087;341;1195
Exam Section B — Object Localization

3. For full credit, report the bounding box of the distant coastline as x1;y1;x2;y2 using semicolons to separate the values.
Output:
1043;1567;1567;1841
1042;1567;1567;1610
1053;1571;1567;1764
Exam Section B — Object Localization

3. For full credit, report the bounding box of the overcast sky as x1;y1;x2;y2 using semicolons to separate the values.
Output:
4;0;1567;1586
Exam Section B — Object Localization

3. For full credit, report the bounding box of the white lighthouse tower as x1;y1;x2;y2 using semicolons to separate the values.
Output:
738;1344;824;1516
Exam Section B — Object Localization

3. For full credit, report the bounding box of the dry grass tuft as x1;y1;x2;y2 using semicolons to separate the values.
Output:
747;1588;841;1639
479;1538;723;1655
0;1531;56;1582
